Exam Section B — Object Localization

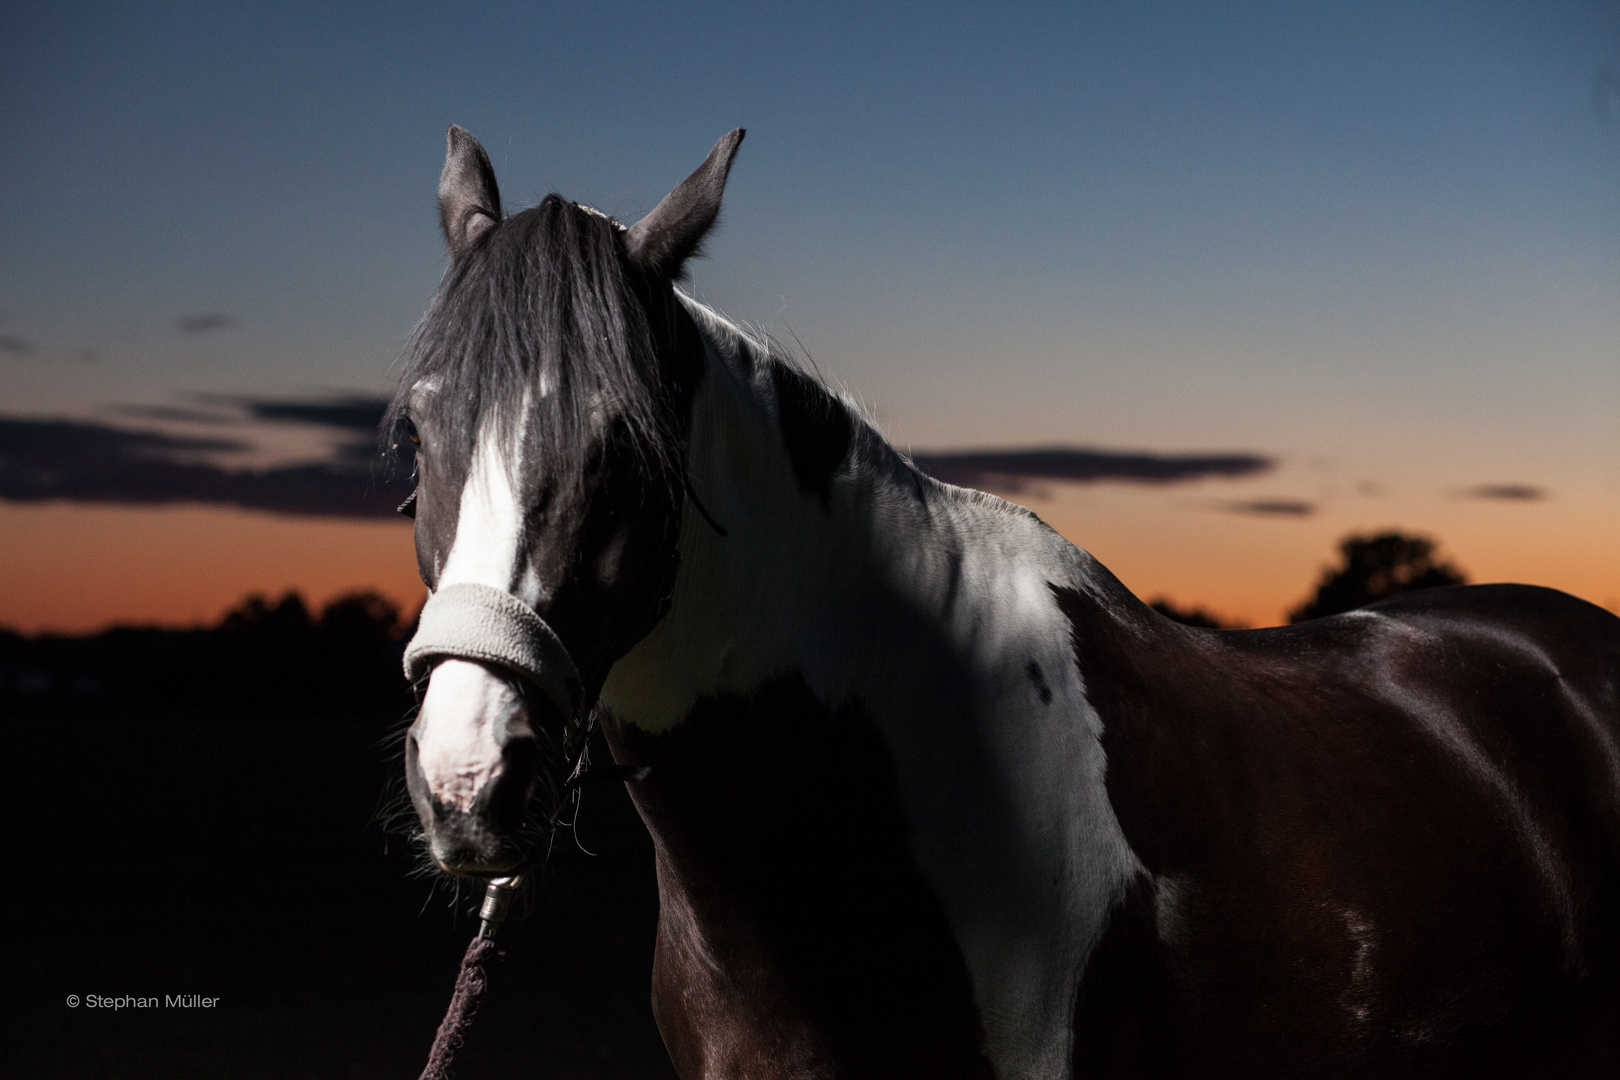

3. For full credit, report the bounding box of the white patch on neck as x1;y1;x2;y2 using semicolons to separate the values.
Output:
600;298;1142;1079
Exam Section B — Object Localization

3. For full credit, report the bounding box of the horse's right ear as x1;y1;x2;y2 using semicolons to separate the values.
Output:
438;125;502;259
625;129;745;279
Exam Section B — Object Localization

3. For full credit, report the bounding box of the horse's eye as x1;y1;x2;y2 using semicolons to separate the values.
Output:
404;418;421;446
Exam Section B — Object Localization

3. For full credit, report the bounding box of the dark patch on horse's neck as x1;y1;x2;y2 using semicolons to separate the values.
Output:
603;675;994;1080
770;363;853;510
644;286;708;431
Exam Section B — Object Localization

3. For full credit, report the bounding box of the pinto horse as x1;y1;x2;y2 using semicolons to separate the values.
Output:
391;127;1620;1077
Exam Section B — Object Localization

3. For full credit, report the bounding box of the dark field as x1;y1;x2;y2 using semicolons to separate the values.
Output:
5;598;676;1079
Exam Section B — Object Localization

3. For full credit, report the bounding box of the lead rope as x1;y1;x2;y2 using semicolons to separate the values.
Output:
412;694;624;1078
418;875;522;1080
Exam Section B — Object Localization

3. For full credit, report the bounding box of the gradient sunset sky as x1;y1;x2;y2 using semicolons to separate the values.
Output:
2;1;1618;632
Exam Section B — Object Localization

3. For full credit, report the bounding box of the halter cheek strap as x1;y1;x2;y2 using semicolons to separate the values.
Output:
404;582;583;722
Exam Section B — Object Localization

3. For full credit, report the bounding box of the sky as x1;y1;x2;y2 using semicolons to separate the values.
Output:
2;1;1618;632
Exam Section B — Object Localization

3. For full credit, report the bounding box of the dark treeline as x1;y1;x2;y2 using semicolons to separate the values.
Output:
0;589;409;711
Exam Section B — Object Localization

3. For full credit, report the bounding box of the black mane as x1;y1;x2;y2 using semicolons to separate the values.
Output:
386;195;677;497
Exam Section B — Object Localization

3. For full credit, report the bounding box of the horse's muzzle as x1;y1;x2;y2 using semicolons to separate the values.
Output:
401;583;583;875
405;716;542;875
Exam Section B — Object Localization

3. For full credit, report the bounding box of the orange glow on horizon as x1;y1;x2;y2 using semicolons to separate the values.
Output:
0;502;424;635
1;483;1615;636
1032;480;1620;627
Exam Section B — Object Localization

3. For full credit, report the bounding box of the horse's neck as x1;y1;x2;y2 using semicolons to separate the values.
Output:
602;309;959;730
599;306;1143;1079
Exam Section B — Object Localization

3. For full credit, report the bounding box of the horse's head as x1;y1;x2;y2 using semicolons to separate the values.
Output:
390;126;743;874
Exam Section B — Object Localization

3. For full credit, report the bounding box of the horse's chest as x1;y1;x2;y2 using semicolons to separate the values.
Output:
605;674;997;1079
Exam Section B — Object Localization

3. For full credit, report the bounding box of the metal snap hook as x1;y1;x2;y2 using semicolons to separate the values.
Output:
476;874;523;940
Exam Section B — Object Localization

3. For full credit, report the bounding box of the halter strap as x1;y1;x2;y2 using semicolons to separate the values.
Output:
404;582;583;722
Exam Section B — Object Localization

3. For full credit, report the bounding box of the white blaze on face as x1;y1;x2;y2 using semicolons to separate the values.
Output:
417;659;531;809
438;423;529;595
412;422;536;810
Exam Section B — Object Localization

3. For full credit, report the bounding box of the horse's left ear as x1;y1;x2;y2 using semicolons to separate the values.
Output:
439;125;503;259
625;129;745;279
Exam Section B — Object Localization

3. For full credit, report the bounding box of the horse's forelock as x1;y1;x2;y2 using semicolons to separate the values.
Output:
386;195;677;497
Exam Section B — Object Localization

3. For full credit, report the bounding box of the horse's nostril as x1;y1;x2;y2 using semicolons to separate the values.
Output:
425;801;523;875
477;734;542;832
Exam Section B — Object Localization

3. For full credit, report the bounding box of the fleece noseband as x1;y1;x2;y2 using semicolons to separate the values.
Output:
404;582;583;723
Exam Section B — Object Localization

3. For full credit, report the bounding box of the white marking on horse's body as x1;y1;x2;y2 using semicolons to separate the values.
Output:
600;297;1142;1078
1338;907;1380;1026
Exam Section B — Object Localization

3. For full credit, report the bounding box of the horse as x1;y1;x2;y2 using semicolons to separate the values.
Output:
389;127;1620;1078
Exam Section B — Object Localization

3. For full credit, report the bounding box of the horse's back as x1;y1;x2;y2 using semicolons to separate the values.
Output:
1276;584;1620;873
1067;581;1620;1078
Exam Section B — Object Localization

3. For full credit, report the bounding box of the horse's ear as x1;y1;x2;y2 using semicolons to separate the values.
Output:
625;128;745;279
438;125;502;259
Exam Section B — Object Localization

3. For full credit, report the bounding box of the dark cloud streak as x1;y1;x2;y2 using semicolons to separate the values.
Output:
1466;484;1546;502
912;447;1273;491
4;403;1273;521
237;395;388;432
0;416;411;519
1214;498;1315;518
177;313;235;333
112;404;240;425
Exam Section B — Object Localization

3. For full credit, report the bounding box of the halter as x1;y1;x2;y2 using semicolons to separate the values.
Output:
405;579;616;824
404;582;584;724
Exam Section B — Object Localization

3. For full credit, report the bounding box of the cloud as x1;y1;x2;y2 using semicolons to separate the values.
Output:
0;335;37;355
236;394;388;432
1465;484;1546;502
176;313;234;333
2;403;1280;522
0;416;412;519
229;394;394;464
112;404;240;425
911;447;1273;492
1212;498;1315;517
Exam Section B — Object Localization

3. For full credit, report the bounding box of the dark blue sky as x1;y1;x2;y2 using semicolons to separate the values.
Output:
3;3;1612;435
2;1;1619;626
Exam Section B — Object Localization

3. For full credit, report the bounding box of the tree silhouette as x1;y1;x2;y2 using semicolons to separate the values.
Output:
1288;531;1467;623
